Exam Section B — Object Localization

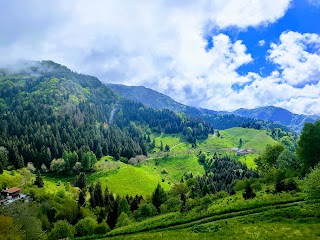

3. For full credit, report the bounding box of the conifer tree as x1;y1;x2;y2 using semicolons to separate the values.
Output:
78;190;86;206
94;181;103;207
75;172;87;190
34;169;44;188
152;183;167;211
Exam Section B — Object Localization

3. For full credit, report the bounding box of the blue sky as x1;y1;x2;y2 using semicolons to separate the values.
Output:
0;0;320;115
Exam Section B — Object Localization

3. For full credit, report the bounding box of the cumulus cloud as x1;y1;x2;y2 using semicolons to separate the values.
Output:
3;0;320;115
258;40;266;46
268;31;320;86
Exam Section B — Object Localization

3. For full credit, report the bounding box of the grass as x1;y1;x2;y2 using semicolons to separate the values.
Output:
237;154;259;169
87;155;204;196
151;133;191;155
101;191;305;238
105;221;320;240
87;162;170;196
148;155;205;183
199;128;276;154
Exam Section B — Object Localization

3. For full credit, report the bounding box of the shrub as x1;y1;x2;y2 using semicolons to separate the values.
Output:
75;217;98;237
136;203;157;220
49;220;75;240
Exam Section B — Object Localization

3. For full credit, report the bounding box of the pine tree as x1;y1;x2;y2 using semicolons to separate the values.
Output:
75;172;87;190
107;196;119;229
34;169;44;188
78;190;86;206
94;181;103;207
152;183;167;211
104;187;113;212
0;161;3;174
118;198;130;217
89;183;95;207
164;144;170;152
243;184;256;200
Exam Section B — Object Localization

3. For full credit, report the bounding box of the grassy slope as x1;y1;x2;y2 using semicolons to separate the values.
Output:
199;128;276;154
28;128;274;197
87;162;169;196
145;155;205;183
107;219;320;240
83;128;274;196
86;155;204;197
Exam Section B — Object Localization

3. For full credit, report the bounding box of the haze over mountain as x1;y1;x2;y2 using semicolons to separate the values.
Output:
108;83;316;132
233;106;318;133
1;1;320;115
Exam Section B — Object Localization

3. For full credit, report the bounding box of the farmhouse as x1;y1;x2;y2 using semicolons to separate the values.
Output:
1;187;22;200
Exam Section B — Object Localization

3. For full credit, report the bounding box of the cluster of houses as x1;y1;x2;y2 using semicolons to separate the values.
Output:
0;187;27;206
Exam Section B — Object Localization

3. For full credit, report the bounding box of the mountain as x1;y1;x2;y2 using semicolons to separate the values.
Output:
232;106;319;132
107;83;186;112
106;83;293;132
0;60;212;170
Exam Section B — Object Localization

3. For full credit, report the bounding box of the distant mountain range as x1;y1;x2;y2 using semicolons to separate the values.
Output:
232;106;318;133
107;83;319;132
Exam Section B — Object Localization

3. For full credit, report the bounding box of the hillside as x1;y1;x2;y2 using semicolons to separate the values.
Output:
0;60;212;170
0;60;316;240
233;106;318;132
107;83;291;131
107;83;186;112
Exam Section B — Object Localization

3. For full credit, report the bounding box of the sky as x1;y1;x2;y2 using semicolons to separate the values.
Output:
0;0;320;115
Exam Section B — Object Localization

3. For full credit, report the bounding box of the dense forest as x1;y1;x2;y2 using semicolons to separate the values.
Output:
0;61;212;172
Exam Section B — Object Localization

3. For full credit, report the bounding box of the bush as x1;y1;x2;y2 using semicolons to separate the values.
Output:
243;185;256;200
75;217;98;237
116;212;131;228
135;203;157;220
95;222;110;234
304;165;320;200
274;178;298;193
49;220;75;240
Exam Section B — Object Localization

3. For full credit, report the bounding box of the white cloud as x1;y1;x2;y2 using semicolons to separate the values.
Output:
268;31;320;86
4;0;320;116
213;0;291;28
258;40;266;46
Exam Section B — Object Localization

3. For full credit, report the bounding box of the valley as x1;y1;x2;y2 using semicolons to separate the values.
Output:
0;61;319;240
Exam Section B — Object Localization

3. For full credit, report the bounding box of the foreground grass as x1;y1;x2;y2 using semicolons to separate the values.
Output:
75;191;304;239
106;221;320;240
79;197;320;240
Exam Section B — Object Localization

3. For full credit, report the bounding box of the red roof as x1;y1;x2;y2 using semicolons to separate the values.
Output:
2;187;21;194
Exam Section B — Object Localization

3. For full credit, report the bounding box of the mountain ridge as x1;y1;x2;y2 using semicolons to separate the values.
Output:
107;83;318;132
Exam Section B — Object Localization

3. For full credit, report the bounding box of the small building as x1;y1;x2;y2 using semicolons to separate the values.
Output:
1;187;22;200
237;149;251;156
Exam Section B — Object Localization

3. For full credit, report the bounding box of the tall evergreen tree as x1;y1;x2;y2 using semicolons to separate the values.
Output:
152;183;167;211
34;169;44;188
78;190;86;206
94;181;103;207
75;172;87;190
107;196;119;229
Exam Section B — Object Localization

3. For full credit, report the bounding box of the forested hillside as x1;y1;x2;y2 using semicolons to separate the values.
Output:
107;83;292;132
0;61;212;172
